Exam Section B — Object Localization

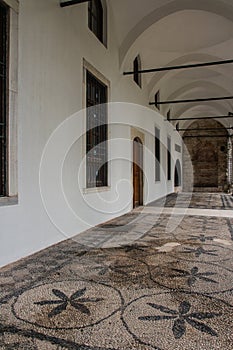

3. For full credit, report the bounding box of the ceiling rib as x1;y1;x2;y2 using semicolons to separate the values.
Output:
123;59;233;75
150;96;233;106
60;0;90;7
183;134;229;138
177;127;233;131
167;115;233;121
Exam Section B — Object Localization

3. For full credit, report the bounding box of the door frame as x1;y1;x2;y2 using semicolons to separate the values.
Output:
133;136;143;208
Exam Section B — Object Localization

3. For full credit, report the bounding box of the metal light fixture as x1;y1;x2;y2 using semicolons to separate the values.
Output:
60;0;90;8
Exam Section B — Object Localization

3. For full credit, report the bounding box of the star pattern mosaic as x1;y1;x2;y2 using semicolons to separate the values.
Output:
0;193;233;349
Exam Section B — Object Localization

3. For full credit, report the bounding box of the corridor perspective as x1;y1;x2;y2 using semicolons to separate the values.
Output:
1;0;233;349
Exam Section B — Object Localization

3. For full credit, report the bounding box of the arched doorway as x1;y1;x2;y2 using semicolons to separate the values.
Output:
183;119;228;191
133;137;143;208
174;159;181;187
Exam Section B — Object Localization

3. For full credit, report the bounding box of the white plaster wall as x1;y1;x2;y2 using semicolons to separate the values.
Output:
0;0;182;267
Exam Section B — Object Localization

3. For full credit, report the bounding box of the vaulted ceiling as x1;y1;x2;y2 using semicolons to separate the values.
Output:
109;0;233;131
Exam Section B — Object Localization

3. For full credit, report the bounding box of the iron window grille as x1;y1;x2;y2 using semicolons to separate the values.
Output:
155;91;160;110
167;137;171;180
155;127;161;181
86;70;108;188
133;55;142;87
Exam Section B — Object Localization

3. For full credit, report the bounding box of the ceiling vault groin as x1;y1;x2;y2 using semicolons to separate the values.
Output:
113;0;233;132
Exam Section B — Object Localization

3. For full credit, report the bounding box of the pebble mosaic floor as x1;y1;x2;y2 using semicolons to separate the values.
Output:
1;193;233;349
148;192;233;210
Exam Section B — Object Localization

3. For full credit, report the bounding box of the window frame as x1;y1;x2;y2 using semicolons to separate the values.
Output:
133;55;142;88
0;1;8;197
86;69;108;189
88;0;104;44
167;136;172;181
0;1;18;205
155;91;160;111
155;126;161;182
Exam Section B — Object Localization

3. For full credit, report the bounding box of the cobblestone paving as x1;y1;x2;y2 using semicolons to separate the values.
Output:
0;194;233;349
149;192;233;210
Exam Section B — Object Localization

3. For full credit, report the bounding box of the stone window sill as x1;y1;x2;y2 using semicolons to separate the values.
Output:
0;195;18;207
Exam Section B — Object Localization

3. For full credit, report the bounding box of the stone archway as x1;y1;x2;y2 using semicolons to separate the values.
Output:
183;120;228;192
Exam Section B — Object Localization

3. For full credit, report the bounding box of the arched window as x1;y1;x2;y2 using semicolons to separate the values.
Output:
155;90;160;110
133;55;142;88
167;137;171;181
155;127;160;182
88;0;103;43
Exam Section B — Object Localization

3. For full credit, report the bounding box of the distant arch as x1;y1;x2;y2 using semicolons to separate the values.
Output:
183;120;228;190
174;159;181;187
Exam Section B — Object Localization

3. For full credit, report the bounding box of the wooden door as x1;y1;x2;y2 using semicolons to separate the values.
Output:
133;137;143;208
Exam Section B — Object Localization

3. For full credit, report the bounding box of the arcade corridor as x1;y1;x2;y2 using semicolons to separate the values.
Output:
1;0;233;348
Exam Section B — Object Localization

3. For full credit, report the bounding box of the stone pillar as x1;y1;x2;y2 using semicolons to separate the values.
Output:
182;142;194;192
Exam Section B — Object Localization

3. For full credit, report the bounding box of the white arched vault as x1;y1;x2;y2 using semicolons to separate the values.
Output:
147;53;233;94
161;86;232;121
174;101;230;120
159;81;233;117
119;0;233;66
171;102;232;132
110;0;233;138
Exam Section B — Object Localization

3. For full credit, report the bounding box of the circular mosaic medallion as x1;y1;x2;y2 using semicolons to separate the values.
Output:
69;255;150;285
12;280;122;330
150;261;233;294
171;243;232;263
122;292;233;350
